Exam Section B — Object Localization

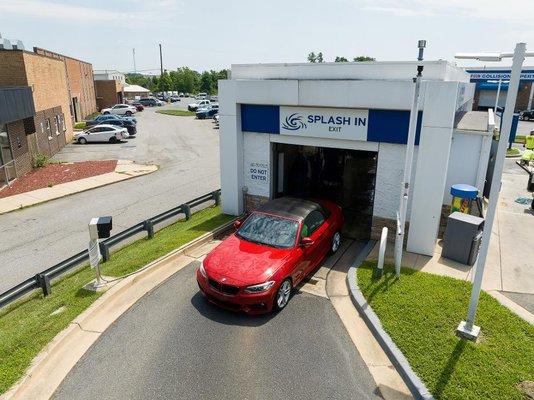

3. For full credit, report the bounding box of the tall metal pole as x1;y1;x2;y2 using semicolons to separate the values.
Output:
494;78;502;113
133;48;137;74
394;40;426;277
457;42;526;340
159;43;163;77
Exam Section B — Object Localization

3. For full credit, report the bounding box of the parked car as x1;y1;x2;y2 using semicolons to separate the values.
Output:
196;92;208;100
185;93;190;97
170;95;181;102
100;119;137;136
210;95;218;102
179;92;185;97
519;110;534;121
101;104;137;116
74;125;128;144
130;102;144;111
139;98;162;107
196;104;219;119
196;197;343;314
188;99;210;111
86;114;136;127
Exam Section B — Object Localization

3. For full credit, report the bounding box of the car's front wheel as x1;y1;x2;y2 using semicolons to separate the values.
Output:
109;136;118;143
273;279;292;312
78;137;87;144
103;111;110;115
125;111;132;116
331;231;341;254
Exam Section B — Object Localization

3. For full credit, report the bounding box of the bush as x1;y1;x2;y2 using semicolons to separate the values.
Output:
73;121;86;130
32;154;49;168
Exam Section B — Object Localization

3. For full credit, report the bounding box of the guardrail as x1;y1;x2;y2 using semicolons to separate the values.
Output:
0;190;221;309
0;160;15;188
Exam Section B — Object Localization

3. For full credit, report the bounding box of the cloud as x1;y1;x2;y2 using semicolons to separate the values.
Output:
0;0;182;24
357;0;533;23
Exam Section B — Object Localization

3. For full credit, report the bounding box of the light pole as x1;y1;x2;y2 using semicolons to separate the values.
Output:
454;43;534;340
394;40;426;277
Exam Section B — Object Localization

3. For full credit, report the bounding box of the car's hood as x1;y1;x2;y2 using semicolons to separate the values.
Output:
204;234;292;285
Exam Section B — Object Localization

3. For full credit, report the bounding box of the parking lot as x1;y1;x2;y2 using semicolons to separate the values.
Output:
0;98;221;292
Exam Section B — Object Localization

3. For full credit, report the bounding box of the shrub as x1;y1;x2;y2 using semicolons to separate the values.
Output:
32;154;49;168
73;121;86;130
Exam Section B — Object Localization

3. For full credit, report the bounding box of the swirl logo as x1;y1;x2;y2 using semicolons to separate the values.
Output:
282;113;307;131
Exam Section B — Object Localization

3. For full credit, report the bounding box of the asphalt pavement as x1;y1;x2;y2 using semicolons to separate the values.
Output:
0;100;220;292
53;262;381;400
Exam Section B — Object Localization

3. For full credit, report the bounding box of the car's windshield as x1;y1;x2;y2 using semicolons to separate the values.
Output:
236;213;298;248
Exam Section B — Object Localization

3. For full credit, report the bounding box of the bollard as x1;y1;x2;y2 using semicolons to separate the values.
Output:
374;227;388;278
144;219;154;239
213;190;221;206
182;204;191;220
99;242;110;262
36;273;51;297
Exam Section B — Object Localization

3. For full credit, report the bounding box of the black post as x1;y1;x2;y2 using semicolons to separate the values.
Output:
213;190;221;206
99;242;110;262
159;43;163;77
144;219;154;239
182;204;191;220
36;273;51;297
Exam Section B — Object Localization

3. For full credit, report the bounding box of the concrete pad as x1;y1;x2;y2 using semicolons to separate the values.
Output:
183;240;221;259
299;277;328;298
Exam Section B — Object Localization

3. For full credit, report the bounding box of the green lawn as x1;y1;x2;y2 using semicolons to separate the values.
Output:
357;262;534;400
0;206;232;395
155;109;195;117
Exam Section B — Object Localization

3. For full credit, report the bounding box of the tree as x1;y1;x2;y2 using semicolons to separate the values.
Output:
200;71;213;94
158;71;172;92
317;52;324;63
353;56;375;62
335;56;349;62
307;52;317;63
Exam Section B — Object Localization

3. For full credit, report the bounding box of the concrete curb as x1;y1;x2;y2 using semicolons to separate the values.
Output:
2;219;234;400
0;160;158;215
345;240;435;400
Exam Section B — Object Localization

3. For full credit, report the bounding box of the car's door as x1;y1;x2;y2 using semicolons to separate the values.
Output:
85;127;99;142
301;210;328;274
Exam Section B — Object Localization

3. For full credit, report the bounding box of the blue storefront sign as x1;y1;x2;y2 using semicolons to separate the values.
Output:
241;104;423;145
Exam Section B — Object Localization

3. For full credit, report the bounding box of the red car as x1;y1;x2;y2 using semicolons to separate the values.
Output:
131;102;144;112
196;197;343;314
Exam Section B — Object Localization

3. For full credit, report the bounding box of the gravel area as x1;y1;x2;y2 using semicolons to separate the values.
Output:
0;160;118;198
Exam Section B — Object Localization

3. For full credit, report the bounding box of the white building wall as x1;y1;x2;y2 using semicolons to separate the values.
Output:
374;143;418;220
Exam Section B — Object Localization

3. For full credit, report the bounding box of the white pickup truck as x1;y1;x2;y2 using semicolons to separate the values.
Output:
188;99;211;112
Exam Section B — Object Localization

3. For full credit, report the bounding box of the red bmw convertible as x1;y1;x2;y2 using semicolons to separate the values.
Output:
196;197;343;314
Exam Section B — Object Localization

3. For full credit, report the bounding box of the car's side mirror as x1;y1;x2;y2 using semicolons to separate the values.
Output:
300;237;314;247
234;220;242;230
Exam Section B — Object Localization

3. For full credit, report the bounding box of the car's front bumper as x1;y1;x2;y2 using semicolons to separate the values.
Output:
196;270;276;314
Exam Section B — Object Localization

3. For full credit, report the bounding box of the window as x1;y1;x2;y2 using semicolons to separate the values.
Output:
54;115;60;135
236;213;299;248
302;210;325;237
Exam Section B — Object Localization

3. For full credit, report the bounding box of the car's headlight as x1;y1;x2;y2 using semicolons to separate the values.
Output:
199;261;207;278
244;281;275;293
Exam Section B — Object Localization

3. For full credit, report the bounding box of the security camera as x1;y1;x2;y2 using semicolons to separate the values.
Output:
88;216;113;240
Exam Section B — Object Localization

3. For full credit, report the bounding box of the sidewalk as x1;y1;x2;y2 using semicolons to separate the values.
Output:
0;160;157;215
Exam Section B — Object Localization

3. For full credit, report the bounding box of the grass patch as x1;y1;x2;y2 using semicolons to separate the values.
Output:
0;206;232;395
357;262;534;400
155;109;195;117
506;147;521;157
515;135;526;144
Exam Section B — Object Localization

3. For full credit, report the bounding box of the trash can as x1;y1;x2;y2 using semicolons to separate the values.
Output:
442;212;484;266
450;184;478;214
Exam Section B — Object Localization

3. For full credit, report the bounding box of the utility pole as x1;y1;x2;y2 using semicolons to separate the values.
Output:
159;43;163;77
132;48;137;74
394;40;426;277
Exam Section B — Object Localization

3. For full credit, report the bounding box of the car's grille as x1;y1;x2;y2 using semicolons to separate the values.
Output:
208;278;239;295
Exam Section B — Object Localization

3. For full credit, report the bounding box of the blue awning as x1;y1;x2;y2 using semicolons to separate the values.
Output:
475;82;509;91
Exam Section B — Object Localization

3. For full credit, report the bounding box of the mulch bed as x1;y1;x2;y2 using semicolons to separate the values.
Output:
0;160;118;199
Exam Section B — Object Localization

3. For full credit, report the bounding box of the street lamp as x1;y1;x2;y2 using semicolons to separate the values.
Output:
454;43;534;340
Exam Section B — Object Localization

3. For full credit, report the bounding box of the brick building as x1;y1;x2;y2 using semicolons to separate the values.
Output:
33;47;97;121
0;49;73;162
94;70;125;110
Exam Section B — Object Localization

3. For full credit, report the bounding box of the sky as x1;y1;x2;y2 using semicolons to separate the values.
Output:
0;0;533;74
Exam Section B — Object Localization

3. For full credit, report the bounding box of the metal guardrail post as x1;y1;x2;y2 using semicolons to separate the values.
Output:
99;242;110;262
182;204;191;220
213;190;221;205
35;273;51;297
144;219;154;239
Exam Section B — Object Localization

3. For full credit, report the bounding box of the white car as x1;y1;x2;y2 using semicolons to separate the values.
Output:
188;99;211;111
101;104;137;116
74;125;128;144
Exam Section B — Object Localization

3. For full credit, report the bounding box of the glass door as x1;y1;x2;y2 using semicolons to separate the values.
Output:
0;124;16;184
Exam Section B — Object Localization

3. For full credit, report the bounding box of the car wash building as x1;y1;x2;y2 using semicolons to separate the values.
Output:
219;61;493;256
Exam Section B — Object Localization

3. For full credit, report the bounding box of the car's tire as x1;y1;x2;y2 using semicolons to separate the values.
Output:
125;111;132;116
103;111;110;115
330;231;341;254
273;279;292;312
525;116;530;121
109;136;118;143
78;137;87;144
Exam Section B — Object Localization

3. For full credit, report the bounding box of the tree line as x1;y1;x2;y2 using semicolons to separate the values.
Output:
308;52;375;63
126;68;229;94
